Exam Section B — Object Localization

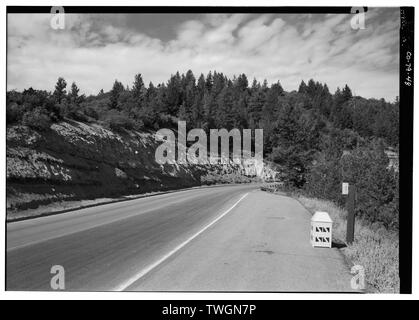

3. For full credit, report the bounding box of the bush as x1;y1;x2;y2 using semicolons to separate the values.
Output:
7;89;60;125
305;154;342;204
340;142;398;229
200;170;255;185
103;109;138;132
60;102;90;122
83;106;99;120
6;102;24;124
305;140;399;230
21;108;52;131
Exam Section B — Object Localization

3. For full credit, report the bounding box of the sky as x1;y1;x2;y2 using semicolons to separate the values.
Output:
7;9;400;101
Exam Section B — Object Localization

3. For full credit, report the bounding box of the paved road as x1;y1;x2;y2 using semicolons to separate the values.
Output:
6;184;355;292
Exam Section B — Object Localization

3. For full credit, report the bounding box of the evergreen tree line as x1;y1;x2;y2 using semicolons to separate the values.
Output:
6;70;399;229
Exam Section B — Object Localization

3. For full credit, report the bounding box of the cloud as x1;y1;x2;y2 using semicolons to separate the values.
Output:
7;9;399;101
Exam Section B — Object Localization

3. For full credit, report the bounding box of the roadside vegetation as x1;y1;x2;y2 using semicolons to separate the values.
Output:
201;171;260;185
263;137;399;293
297;135;399;293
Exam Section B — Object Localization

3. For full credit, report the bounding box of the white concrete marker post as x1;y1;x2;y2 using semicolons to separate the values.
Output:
310;211;333;248
342;182;349;195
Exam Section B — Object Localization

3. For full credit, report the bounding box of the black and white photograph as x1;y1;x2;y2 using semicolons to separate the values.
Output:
2;3;414;301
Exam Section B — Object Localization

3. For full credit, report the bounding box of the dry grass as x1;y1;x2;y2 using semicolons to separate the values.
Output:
296;195;399;293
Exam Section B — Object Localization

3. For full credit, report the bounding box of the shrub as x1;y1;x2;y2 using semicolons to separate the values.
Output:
83;106;99;120
60;102;90;122
305;140;399;230
304;154;343;205
21;108;52;131
6;102;24;124
200;170;255;185
7;89;60;125
340;142;398;229
103;109;137;132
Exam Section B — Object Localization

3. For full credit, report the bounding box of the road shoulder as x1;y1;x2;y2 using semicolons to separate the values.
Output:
129;190;357;292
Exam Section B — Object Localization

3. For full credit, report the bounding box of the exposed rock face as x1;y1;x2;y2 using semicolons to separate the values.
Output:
7;120;280;211
7;121;198;211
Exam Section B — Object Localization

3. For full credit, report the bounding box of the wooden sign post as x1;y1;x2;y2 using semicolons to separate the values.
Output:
345;184;356;245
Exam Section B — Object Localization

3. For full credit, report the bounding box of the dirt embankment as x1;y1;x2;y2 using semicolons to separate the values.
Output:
7;120;279;215
7;120;202;213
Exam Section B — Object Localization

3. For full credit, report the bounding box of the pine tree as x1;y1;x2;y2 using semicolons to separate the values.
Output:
179;70;196;126
165;72;182;116
192;74;206;127
53;77;67;104
261;81;283;139
215;86;235;129
298;80;307;94
235;74;249;92
69;82;80;104
248;80;265;128
202;91;215;130
109;80;125;109
342;84;353;101
269;103;319;187
132;74;146;104
205;71;213;92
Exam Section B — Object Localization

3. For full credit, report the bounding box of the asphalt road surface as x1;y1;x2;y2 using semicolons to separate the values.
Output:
7;184;355;292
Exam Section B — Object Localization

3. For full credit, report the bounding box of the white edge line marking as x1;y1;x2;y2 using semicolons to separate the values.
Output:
114;192;249;291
